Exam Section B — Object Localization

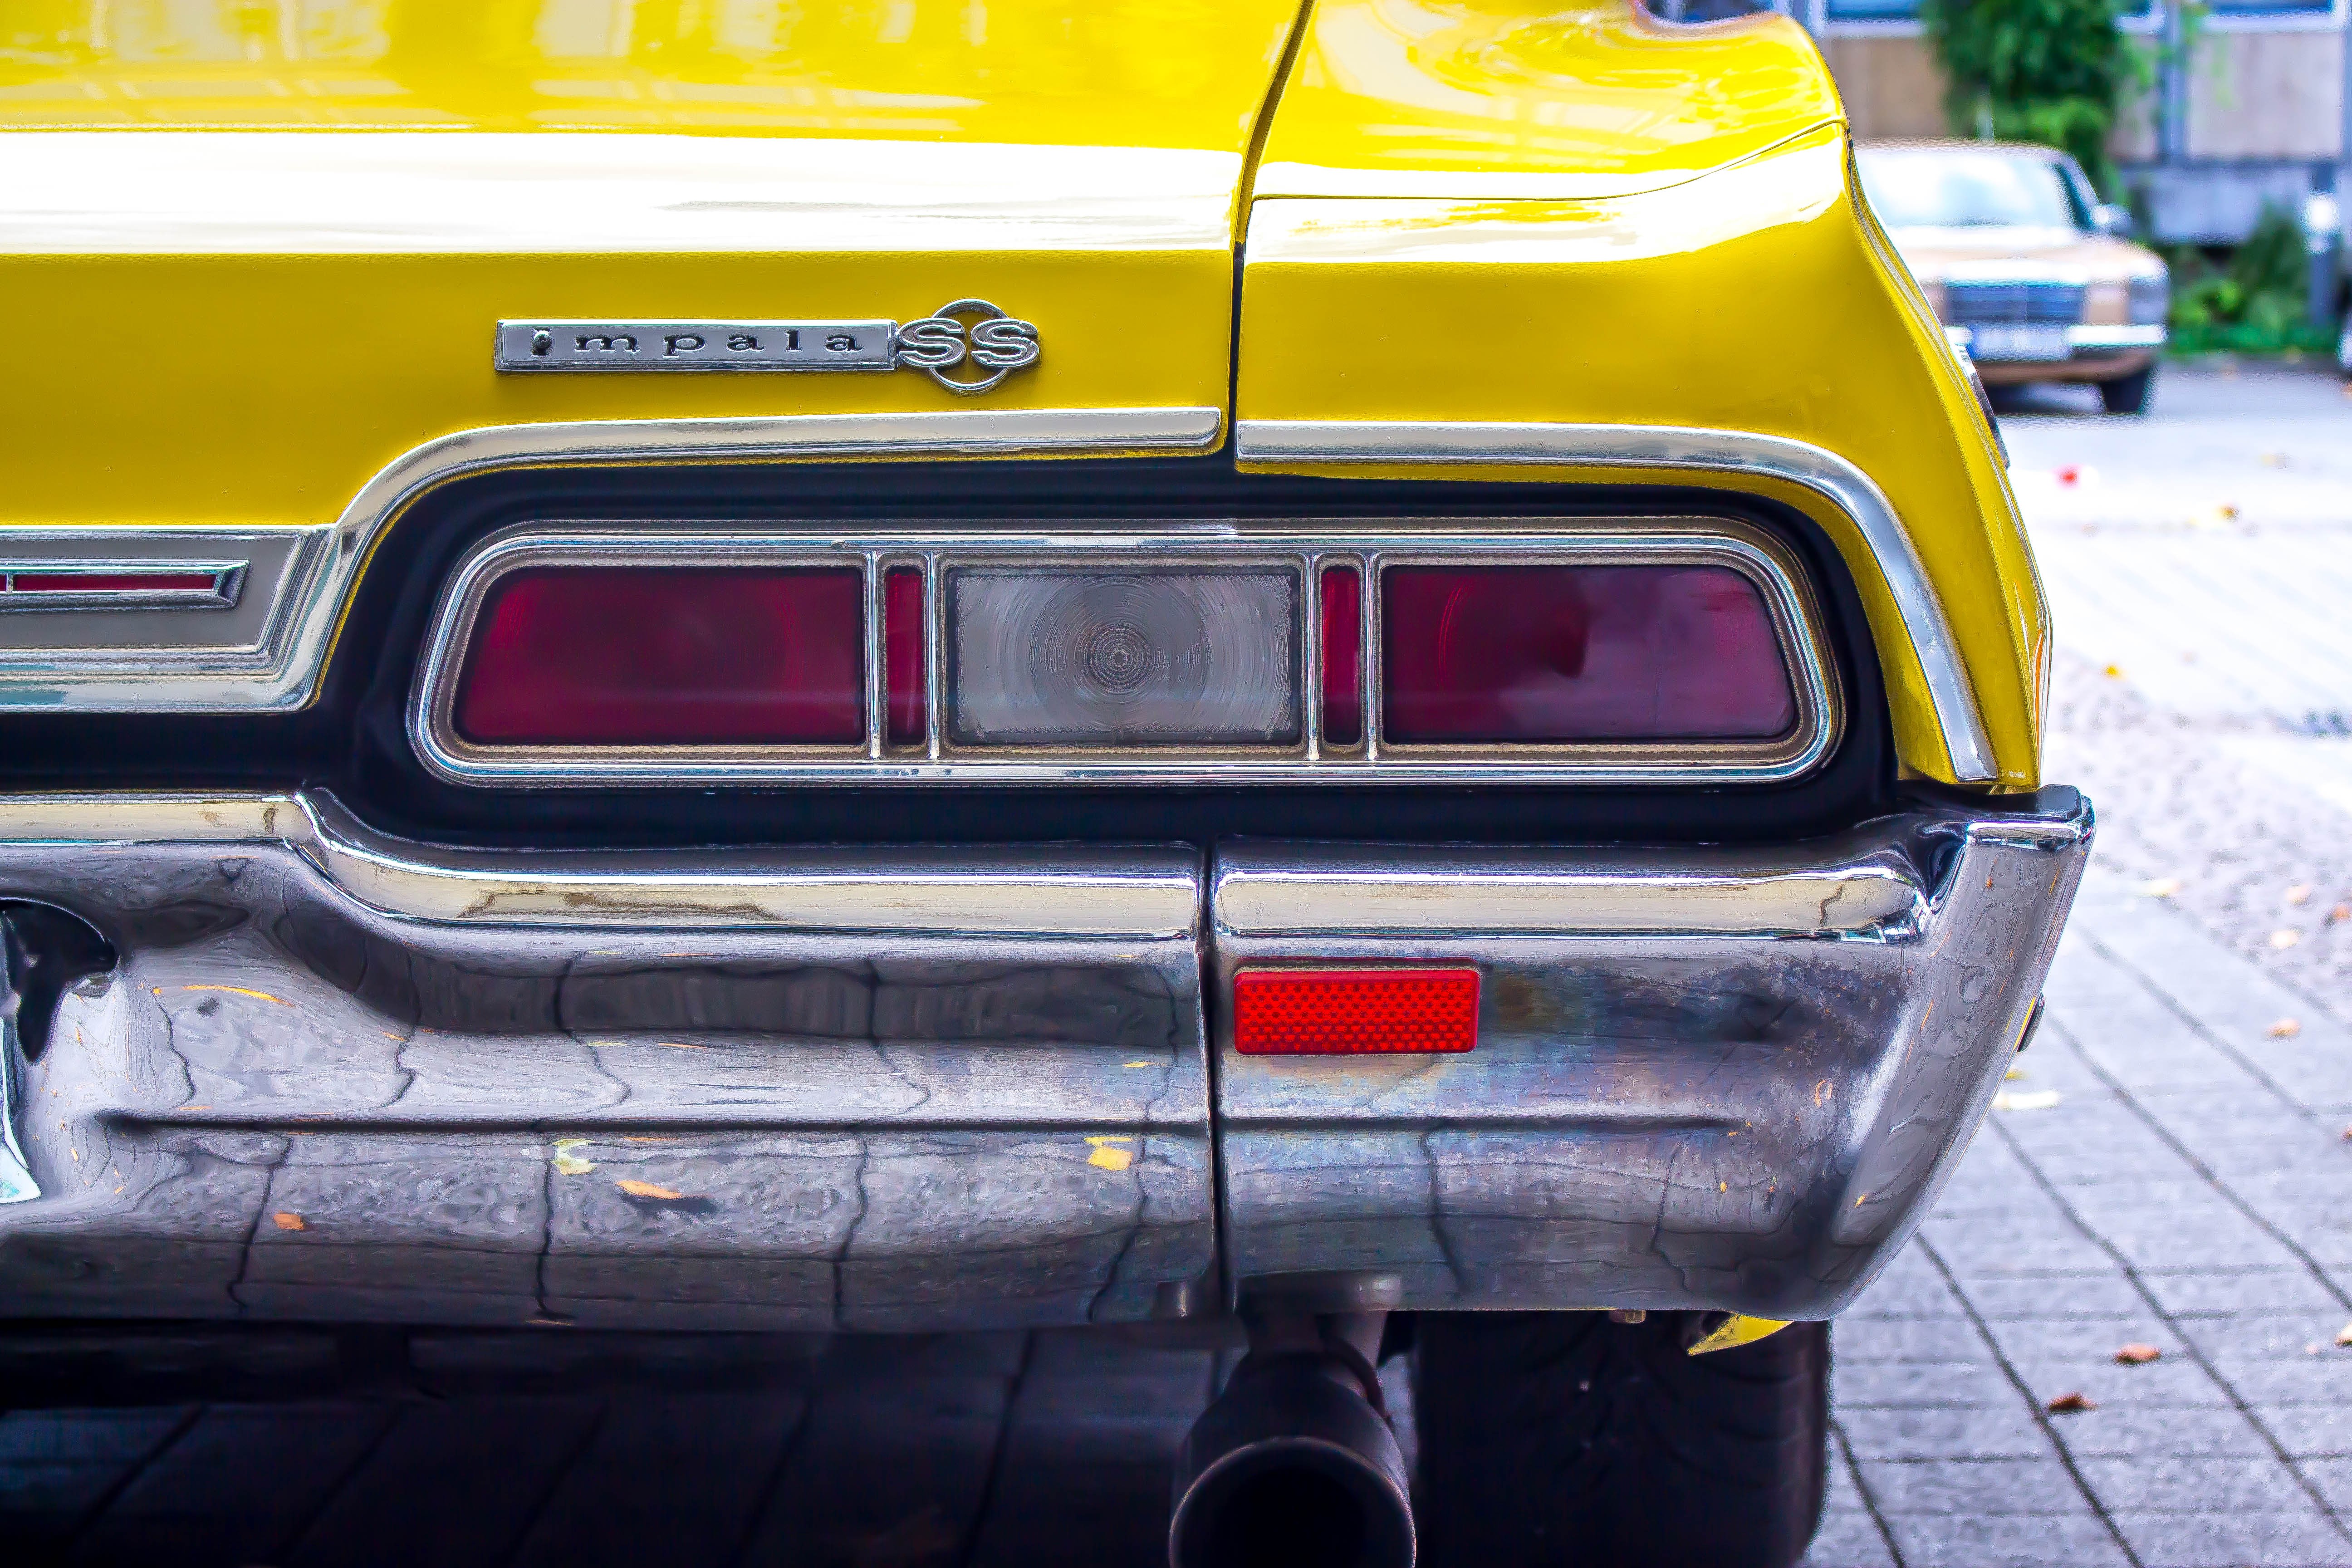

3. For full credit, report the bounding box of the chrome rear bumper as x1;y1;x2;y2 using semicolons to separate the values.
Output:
0;789;2089;1328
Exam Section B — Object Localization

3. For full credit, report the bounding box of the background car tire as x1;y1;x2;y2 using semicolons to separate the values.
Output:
1413;1311;1830;1568
2098;365;2156;415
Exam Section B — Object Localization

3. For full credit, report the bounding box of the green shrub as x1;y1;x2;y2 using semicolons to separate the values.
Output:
1921;0;2145;194
2161;204;2321;354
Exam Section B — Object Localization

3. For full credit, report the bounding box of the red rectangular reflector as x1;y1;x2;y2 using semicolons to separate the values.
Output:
455;566;864;746
1382;565;1795;744
1232;968;1480;1056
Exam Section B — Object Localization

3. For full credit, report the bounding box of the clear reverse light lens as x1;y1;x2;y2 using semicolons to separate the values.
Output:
948;569;1298;746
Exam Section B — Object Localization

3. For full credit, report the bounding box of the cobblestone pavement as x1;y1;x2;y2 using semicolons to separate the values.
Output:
6;366;2352;1566
1807;363;2352;1568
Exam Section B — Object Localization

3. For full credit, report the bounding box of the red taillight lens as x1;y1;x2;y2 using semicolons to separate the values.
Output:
1231;968;1480;1055
1320;565;1363;748
884;565;926;746
454;567;864;746
1382;565;1794;744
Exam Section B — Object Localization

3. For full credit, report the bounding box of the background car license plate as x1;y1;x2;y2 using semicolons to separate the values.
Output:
1968;324;2071;362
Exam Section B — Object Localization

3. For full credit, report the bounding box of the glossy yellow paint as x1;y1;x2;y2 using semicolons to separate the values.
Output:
0;0;1298;152
1239;115;2043;788
6;0;2045;788
1686;1315;1790;1356
1255;0;1841;199
0;1;1304;533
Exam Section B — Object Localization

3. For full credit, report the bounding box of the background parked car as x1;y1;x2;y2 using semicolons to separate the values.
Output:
1860;141;2171;414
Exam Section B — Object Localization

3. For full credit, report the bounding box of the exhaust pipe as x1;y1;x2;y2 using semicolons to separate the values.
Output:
1169;1343;1414;1568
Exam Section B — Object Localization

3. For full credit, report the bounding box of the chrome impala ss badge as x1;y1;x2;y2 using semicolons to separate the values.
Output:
494;299;1040;394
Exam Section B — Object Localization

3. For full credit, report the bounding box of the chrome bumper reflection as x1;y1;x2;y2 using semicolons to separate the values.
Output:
1212;792;2091;1317
0;789;2088;1327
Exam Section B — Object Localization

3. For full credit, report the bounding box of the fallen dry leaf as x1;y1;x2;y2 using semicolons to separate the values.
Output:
2004;1066;2029;1081
2287;884;2313;906
2138;877;2182;898
2336;1321;2352;1348
271;1212;305;1231
2332;904;2352;925
2261;451;2286;467
2046;1392;2096;1413
2268;1019;2303;1039
2104;663;2126;680
1993;1089;2062;1112
2270;929;2303;950
615;1179;686;1200
2114;1343;2162;1365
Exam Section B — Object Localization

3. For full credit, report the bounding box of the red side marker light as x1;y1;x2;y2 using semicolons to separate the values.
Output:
1232;968;1480;1056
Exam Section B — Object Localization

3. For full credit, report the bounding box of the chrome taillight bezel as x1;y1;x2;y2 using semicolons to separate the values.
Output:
409;517;1841;787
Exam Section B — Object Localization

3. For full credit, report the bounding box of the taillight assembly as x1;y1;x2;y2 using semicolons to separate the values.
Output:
1232;968;1480;1055
453;567;864;745
1382;565;1797;744
414;524;1832;784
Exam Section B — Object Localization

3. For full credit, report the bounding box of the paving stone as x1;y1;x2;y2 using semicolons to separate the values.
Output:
2179;1313;2352;1363
1836;1404;2055;1463
285;1397;602;1568
2298;1457;2352;1512
1958;1273;2151;1321
1918;1226;2120;1279
2140;1268;2347;1317
2211;1356;2352;1407
2042;1405;2277;1460
510;1394;806;1568
1843;1248;1969;1319
71;1403;398;1565
2073;1455;2321;1514
1881;1509;2134;1568
1831;1317;2002;1365
1822;1443;1872;1513
2260;1405;2352;1460
0;1407;192;1542
1975;1318;2189;1363
1796;1509;1901;1568
2004;1357;2237;1411
2106;1508;2352;1568
1832;1361;2017;1409
1853;1457;2092;1515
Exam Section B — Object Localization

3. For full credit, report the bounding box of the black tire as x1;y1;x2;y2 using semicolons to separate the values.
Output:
1413;1313;1830;1568
2098;364;2155;415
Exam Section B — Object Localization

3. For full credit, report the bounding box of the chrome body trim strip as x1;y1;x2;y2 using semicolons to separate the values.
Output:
0;560;245;612
0;408;1224;712
1233;419;1998;784
1212;841;1928;937
408;518;1839;787
0;789;2088;1326
0;790;1200;937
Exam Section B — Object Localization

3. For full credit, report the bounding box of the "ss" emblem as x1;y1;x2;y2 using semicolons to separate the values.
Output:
893;299;1042;395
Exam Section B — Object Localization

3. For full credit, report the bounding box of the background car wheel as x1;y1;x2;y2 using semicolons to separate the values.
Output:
2099;365;2156;415
1413;1311;1830;1568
